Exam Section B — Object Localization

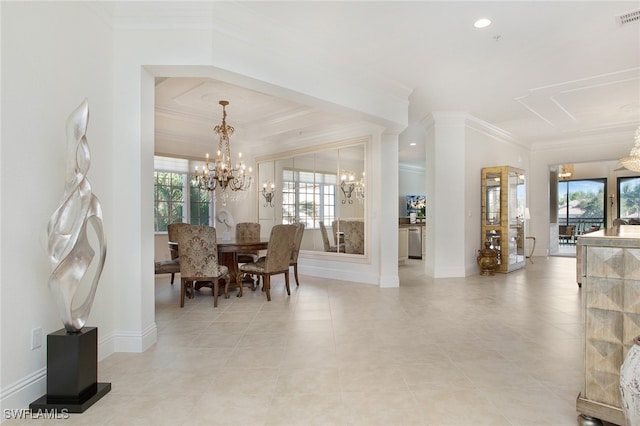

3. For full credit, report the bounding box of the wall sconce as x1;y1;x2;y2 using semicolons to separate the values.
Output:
340;171;355;204
340;170;365;204
261;181;275;207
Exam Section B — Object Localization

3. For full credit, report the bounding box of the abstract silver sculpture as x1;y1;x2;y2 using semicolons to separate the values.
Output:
46;99;107;333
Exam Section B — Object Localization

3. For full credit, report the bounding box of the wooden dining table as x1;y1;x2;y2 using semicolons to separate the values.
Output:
169;237;269;297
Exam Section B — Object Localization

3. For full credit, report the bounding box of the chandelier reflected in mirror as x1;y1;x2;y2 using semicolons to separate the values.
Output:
340;170;365;204
193;100;253;205
621;126;640;172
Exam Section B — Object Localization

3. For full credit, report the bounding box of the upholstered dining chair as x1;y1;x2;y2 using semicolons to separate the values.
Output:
331;220;347;247
175;224;229;308
320;222;339;252
235;222;261;287
290;222;305;286
342;220;365;254
235;222;261;263
167;222;188;280
239;224;297;301
154;222;188;284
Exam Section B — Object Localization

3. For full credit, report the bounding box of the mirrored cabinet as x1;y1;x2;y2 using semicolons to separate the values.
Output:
481;166;526;273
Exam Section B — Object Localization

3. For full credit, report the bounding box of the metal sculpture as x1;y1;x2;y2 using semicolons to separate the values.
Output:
46;99;106;333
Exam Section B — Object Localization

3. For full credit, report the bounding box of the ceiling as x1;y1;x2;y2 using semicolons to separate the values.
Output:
99;1;640;167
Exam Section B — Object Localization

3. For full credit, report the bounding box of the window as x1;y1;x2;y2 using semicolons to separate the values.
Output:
154;171;185;232
154;156;212;232
557;178;606;234
282;168;336;228
618;176;640;219
189;184;211;226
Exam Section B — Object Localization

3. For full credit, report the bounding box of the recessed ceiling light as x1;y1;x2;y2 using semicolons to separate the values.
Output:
474;18;492;28
409;142;417;146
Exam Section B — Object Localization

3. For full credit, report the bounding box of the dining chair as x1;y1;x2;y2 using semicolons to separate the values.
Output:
167;222;188;282
235;222;261;288
175;224;229;308
290;222;305;286
342;220;365;254
235;222;261;263
239;224;297;301
320;222;339;252
331;220;346;246
154;222;187;284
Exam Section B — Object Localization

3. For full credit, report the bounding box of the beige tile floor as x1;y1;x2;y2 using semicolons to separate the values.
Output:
11;256;594;425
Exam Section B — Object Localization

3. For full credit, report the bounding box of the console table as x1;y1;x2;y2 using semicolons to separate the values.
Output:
576;226;640;426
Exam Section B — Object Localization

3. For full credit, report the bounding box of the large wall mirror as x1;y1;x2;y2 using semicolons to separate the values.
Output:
257;138;367;256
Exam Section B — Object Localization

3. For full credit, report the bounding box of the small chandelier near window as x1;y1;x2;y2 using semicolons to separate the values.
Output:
558;164;574;180
340;170;365;204
620;126;640;172
193;100;253;205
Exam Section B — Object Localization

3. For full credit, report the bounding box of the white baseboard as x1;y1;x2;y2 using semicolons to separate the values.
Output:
1;324;157;421
299;265;379;285
0;368;46;423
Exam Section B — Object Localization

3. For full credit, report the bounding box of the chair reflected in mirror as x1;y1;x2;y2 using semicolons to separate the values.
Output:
320;222;343;252
342;220;365;254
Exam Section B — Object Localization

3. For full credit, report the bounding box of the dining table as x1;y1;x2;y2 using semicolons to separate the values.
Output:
169;237;269;297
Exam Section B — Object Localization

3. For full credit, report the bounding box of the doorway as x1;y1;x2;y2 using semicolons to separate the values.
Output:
552;178;606;256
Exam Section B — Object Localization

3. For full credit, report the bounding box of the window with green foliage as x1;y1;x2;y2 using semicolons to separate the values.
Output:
189;184;211;226
557;178;606;231
154;156;212;232
154;171;185;232
618;176;640;219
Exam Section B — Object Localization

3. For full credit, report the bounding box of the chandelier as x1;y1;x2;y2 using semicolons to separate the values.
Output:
558;164;574;180
340;170;365;204
621;126;640;172
193;100;253;205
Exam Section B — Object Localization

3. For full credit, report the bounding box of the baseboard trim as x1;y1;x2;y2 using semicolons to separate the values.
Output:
0;368;46;421
1;324;157;420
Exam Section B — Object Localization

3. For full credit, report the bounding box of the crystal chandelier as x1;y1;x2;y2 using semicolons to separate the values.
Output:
558;164;574;180
340;170;365;204
621;126;640;172
193;100;253;205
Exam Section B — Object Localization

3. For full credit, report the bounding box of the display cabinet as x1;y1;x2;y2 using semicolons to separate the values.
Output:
481;166;526;273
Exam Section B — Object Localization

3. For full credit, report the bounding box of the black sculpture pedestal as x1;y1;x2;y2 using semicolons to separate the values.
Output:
30;327;110;413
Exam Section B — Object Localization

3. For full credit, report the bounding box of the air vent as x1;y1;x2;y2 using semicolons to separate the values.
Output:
618;9;640;25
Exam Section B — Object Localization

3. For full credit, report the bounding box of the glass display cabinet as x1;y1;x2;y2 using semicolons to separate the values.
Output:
481;166;526;273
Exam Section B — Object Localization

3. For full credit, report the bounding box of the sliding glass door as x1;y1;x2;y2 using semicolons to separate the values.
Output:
557;178;606;236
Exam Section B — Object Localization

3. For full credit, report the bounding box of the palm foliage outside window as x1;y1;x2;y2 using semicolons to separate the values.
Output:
154;156;212;232
557;178;606;231
154;171;185;232
618;176;640;219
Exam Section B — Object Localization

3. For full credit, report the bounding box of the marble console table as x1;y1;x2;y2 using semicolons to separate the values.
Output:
576;226;640;426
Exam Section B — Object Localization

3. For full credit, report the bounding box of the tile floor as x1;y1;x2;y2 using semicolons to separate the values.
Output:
11;257;596;425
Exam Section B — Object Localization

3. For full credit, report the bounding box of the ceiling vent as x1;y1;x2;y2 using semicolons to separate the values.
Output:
618;9;640;25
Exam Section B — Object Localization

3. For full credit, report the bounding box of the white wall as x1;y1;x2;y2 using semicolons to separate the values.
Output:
464;119;530;275
1;2;115;412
